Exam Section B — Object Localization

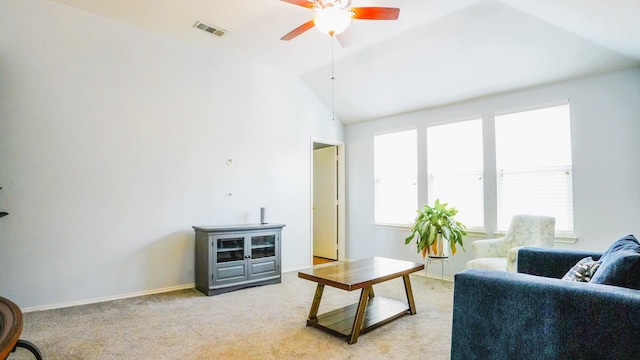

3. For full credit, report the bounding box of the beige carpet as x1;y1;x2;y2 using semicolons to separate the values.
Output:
10;271;454;360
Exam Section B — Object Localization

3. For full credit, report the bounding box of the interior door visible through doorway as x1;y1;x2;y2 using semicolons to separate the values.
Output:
313;145;338;260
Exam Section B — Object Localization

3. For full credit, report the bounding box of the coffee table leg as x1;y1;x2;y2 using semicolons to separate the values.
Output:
402;274;417;315
348;286;372;344
307;283;325;324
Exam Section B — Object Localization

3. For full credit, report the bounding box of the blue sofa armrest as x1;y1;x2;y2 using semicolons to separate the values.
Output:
451;269;640;360
517;247;602;278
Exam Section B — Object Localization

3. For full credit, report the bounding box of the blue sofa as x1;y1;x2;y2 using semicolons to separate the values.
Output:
451;246;640;360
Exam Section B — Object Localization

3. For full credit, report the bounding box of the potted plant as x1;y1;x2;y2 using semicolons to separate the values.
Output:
405;199;467;258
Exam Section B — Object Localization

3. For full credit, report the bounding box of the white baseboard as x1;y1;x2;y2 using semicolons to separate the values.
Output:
22;283;195;313
23;263;349;312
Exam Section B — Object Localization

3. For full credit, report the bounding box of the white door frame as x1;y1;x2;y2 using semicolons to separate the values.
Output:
310;137;346;263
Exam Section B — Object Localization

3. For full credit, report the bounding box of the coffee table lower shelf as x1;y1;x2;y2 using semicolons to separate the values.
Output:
307;296;410;338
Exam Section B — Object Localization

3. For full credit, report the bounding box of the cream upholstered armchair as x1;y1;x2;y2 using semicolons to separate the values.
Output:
466;215;556;272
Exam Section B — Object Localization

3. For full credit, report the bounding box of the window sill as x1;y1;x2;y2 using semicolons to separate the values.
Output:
464;229;488;237
372;223;488;238
554;233;578;244
373;222;412;230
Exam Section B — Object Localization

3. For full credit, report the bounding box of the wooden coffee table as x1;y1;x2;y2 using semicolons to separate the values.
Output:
298;257;424;344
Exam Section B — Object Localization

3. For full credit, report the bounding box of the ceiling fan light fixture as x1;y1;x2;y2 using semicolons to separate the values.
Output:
332;0;352;9
314;7;352;36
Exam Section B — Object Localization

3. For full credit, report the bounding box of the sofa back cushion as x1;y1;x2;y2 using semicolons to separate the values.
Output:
517;247;602;278
590;234;640;290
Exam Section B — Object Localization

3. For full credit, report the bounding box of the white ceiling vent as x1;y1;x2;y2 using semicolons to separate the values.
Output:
193;21;226;37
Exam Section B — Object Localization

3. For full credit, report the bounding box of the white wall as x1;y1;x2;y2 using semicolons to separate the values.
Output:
0;0;344;309
345;67;640;277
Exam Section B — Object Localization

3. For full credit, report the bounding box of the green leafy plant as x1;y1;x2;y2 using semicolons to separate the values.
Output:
405;199;467;258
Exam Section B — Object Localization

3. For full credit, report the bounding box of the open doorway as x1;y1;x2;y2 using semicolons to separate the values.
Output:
311;139;345;265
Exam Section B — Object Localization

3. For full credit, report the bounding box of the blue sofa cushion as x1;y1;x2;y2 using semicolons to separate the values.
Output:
591;234;640;290
562;256;601;282
518;247;602;278
599;234;640;258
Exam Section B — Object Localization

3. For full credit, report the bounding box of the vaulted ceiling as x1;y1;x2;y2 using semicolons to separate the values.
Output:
50;0;640;124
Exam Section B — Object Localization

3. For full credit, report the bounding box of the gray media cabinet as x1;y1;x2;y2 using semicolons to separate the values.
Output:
193;223;285;296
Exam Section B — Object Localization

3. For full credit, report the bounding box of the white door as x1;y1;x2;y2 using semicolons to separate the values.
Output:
313;146;338;260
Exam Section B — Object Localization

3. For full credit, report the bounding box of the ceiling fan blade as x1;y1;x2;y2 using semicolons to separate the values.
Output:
336;29;352;48
350;7;400;20
280;0;317;9
281;19;316;41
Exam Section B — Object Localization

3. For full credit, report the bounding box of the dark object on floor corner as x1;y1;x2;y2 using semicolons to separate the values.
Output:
0;296;43;360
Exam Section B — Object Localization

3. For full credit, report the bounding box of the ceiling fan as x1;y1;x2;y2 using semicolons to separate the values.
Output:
280;0;400;46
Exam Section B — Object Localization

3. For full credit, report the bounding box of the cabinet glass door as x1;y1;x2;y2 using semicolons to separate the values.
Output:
216;237;245;263
251;235;276;259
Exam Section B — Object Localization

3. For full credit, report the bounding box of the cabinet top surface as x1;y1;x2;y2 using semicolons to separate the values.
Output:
192;223;286;232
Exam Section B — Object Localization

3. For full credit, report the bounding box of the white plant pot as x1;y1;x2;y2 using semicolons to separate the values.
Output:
432;233;450;258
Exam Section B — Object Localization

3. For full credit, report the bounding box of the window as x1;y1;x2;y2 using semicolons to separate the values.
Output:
427;119;484;228
374;129;417;225
495;103;573;233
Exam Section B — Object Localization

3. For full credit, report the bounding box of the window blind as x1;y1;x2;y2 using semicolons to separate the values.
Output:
495;103;573;232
